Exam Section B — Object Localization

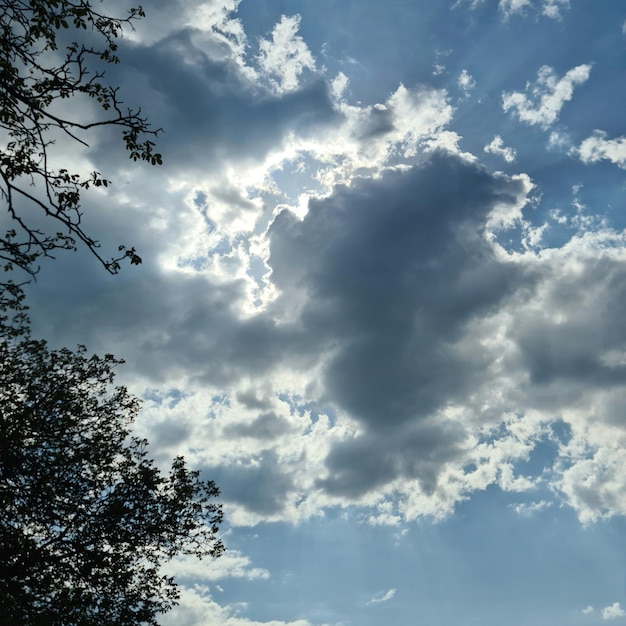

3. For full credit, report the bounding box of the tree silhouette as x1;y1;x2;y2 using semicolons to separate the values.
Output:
0;286;224;625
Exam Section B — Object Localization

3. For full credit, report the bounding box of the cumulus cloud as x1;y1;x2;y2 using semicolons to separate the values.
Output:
265;154;536;506
578;131;626;169
602;602;626;620
502;64;592;128
484;135;517;162
32;131;626;527
21;0;626;533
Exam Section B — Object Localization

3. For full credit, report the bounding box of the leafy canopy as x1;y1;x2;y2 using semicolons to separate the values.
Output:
0;0;162;280
0;287;224;626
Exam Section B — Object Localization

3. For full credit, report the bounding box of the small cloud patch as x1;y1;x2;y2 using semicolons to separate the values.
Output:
366;589;396;606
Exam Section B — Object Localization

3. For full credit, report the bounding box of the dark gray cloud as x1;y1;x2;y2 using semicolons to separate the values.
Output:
203;451;295;515
28;271;312;385
222;412;294;440
264;153;532;497
25;152;535;508
511;256;626;391
317;419;468;498
356;106;395;140
91;28;340;176
269;153;527;432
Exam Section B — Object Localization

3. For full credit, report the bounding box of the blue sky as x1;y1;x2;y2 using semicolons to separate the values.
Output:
23;1;626;624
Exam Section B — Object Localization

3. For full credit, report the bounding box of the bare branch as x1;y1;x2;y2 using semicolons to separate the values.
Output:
0;0;161;284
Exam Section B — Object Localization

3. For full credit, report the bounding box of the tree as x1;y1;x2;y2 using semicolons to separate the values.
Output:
0;286;224;626
1;0;162;280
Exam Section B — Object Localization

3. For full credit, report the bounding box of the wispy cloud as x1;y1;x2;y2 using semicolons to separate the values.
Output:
509;500;552;516
366;589;397;605
458;0;570;20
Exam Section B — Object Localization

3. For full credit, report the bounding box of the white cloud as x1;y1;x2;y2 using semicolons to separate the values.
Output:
330;72;349;100
257;15;316;94
556;444;626;524
542;0;569;19
509;500;552;516
484;135;517;162
458;69;476;94
499;0;533;17
548;130;571;151
366;589;397;605
164;550;270;582
582;606;594;614
502;64;592;128
602;602;626;620
578;130;626;169
160;586;313;626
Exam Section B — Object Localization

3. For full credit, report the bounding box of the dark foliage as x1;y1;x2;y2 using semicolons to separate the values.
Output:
0;287;224;625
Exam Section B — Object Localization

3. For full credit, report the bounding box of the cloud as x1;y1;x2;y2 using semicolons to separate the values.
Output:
105;30;336;174
509;500;552;516
21;0;626;532
484;135;517;162
578;130;626;169
160;586;312;626
502;64;592;128
267;153;534;504
499;0;570;19
499;0;533;17
366;589;396;606
318;421;469;499
204;451;297;516
541;0;569;19
456;0;570;19
222;412;295;440
602;603;626;620
257;15;317;94
165;550;270;582
582;606;594;615
28;151;626;529
458;69;476;95
269;154;527;427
